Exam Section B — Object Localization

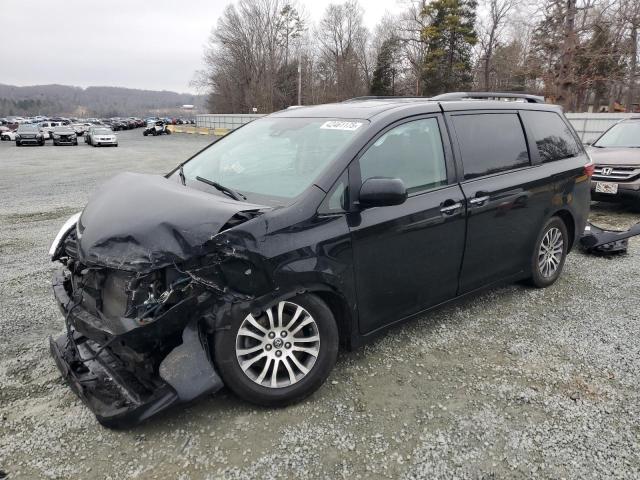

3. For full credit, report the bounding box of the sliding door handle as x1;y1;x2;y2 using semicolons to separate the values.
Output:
469;195;490;206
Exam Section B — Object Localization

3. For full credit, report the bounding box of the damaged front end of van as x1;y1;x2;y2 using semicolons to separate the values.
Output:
49;172;277;428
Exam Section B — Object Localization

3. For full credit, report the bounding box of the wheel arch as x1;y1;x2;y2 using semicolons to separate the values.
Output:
552;208;576;251
311;289;354;349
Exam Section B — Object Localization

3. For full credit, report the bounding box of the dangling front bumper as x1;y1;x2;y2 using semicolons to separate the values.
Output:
50;269;224;428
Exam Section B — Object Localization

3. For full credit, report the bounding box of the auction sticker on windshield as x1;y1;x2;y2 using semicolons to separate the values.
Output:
320;120;363;131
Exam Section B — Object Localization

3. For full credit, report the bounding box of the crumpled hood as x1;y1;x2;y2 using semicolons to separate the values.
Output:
588;147;640;166
77;172;264;272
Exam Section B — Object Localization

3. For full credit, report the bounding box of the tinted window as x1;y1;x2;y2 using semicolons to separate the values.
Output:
452;113;529;180
359;118;447;193
522;111;581;162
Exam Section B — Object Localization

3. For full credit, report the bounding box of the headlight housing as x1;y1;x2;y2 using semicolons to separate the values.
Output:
49;212;81;258
15;134;20;139
53;134;60;139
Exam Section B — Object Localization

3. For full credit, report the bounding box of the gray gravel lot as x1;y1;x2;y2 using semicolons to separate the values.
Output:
1;130;639;479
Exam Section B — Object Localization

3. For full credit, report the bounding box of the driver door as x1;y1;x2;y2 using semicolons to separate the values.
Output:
348;116;467;334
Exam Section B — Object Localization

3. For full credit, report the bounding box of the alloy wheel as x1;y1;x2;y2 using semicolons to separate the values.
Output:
235;301;320;389
538;227;564;278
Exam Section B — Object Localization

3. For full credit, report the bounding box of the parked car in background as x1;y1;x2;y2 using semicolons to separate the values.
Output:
48;92;591;427
588;117;640;207
40;121;63;139
15;123;45;146
0;126;17;141
52;125;78;146
143;120;171;136
86;126;118;147
71;123;92;136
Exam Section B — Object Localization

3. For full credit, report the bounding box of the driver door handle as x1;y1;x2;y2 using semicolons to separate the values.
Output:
440;202;463;214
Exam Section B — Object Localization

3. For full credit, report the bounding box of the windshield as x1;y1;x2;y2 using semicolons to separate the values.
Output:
594;121;640;148
95;128;113;135
54;126;73;133
18;124;38;132
182;117;366;203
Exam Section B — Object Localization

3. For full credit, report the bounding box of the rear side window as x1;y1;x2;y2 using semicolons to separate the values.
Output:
522;111;581;162
452;113;530;180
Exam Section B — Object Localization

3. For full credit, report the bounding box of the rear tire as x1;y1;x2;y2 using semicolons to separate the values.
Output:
214;294;339;407
528;216;568;288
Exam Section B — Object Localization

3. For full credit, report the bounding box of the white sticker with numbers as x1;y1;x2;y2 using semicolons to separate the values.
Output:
320;121;363;131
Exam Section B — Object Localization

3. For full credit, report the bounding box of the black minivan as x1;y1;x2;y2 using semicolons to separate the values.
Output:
49;93;592;427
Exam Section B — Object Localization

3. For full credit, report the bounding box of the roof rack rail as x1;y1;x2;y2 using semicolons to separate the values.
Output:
343;96;431;102
431;92;545;104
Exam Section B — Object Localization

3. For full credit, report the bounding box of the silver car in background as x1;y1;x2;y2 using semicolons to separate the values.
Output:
85;126;118;147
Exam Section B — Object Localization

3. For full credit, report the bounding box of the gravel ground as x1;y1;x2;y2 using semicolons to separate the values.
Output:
1;131;639;479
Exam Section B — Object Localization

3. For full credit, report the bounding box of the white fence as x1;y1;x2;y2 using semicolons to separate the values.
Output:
195;114;264;130
565;113;636;144
196;112;634;144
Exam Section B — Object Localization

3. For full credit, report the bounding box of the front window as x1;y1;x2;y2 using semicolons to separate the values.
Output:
594;122;640;148
358;118;447;193
18;124;38;132
181;117;367;204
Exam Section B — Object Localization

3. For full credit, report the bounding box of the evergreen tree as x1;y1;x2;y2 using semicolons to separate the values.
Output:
370;37;399;96
421;0;478;96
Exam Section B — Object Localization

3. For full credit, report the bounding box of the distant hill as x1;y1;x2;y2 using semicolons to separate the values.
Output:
0;84;206;117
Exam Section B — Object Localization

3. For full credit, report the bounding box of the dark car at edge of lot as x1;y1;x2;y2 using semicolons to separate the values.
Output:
47;93;592;428
15;123;45;146
52;125;78;146
588;117;640;206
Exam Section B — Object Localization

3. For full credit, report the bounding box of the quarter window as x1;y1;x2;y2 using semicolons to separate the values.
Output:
522;111;581;162
452;113;530;180
358;118;447;193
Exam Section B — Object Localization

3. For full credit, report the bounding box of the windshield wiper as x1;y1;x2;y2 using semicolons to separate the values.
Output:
178;165;186;185
195;176;246;201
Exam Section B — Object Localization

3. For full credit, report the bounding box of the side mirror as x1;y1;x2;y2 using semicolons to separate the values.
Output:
358;177;407;208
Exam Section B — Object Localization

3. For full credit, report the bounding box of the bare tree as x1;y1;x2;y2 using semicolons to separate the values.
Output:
315;0;369;101
477;0;516;90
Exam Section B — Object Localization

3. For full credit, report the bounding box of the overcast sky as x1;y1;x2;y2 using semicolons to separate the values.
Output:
1;0;404;94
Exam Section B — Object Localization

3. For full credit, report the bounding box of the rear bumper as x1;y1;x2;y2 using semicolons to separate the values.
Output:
51;268;223;428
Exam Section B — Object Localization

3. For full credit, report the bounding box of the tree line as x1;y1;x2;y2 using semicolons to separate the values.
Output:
197;0;640;113
0;84;205;117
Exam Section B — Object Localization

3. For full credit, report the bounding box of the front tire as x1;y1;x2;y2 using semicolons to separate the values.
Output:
214;294;339;407
528;216;568;288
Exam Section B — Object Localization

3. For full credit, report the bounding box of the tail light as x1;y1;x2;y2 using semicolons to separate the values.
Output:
584;162;595;178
